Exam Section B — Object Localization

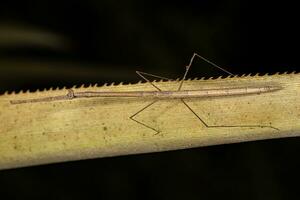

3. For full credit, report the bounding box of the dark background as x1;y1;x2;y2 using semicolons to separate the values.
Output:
0;0;299;199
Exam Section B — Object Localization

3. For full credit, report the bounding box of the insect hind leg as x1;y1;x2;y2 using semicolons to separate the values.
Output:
178;52;234;91
181;99;279;131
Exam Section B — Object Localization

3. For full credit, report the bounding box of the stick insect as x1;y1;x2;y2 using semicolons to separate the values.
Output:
10;53;281;133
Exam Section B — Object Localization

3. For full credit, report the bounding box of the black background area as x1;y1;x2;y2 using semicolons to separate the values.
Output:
0;1;299;199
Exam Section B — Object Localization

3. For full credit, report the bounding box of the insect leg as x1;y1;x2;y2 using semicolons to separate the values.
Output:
136;71;172;91
191;53;234;76
132;71;172;133
181;99;279;131
178;52;234;91
130;99;160;134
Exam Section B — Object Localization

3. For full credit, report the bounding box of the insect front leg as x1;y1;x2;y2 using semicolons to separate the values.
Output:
129;99;160;134
136;71;172;91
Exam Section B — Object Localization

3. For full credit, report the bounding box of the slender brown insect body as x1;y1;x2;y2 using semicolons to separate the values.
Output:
10;53;282;133
10;86;281;104
75;86;281;99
